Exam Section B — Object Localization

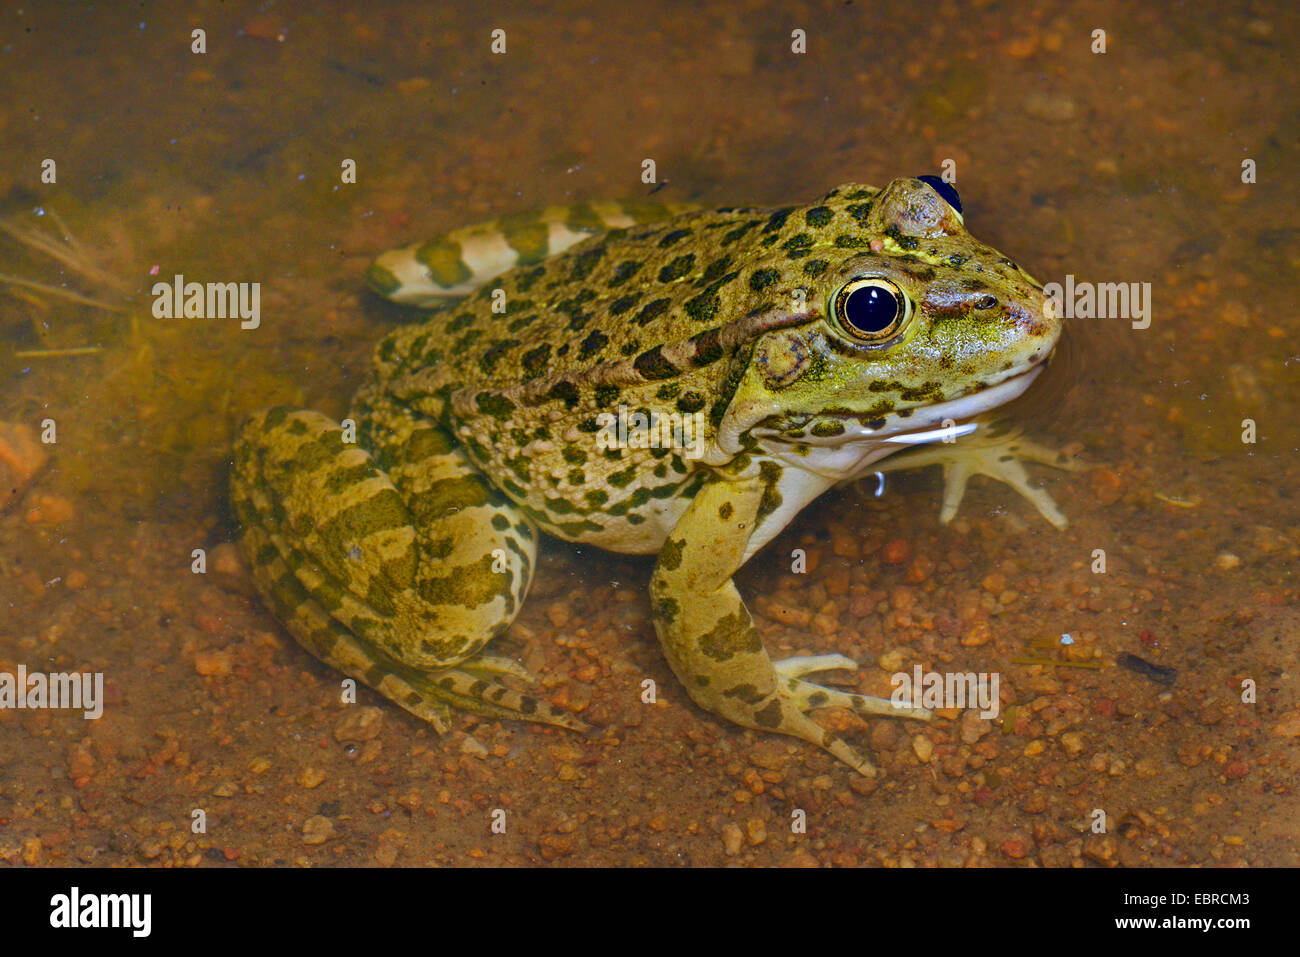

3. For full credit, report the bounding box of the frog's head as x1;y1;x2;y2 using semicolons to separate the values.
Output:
718;177;1062;473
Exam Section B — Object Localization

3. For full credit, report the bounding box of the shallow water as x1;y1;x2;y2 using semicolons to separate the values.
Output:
0;1;1295;867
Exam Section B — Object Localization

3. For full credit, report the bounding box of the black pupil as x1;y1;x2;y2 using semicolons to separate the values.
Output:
843;285;899;334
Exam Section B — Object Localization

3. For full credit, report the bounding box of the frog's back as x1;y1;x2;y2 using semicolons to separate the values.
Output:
371;185;887;415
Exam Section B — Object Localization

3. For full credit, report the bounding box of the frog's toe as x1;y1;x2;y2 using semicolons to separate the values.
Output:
456;654;536;682
406;666;591;733
772;653;858;679
938;450;1068;530
873;425;1077;530
780;673;932;720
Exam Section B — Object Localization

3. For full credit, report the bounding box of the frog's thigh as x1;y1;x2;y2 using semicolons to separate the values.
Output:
233;507;459;731
232;407;589;731
232;405;535;666
649;478;878;776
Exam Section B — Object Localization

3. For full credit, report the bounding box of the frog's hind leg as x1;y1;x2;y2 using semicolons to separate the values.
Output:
365;199;695;307
231;405;586;733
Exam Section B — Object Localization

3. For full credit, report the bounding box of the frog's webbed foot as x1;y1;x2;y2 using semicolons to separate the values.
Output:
774;655;932;720
869;422;1083;530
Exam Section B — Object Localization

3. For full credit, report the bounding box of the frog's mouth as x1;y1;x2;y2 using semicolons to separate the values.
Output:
746;364;1045;480
776;364;1044;444
867;363;1045;445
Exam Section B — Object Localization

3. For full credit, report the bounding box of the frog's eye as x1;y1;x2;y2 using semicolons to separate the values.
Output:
917;174;963;214
832;277;911;342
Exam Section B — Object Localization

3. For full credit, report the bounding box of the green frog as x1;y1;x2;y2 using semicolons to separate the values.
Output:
231;176;1068;775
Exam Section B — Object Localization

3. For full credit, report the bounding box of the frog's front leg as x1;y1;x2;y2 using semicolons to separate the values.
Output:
650;476;925;776
231;405;585;733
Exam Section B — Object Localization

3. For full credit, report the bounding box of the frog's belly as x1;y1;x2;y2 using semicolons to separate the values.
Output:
529;493;693;556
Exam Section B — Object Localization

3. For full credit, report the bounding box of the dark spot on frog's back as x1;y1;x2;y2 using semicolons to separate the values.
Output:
658;228;692;248
762;207;795;233
658;253;695;283
579;329;609;359
699;254;733;282
634;298;671;327
676;390;706;413
521;343;551;378
805;205;834;227
478;338;521;374
569;244;606;280
608;260;644;287
633;345;677;380
845;202;873;225
547;380;580;409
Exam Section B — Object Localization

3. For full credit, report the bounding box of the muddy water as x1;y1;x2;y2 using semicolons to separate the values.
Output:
0;1;1295;867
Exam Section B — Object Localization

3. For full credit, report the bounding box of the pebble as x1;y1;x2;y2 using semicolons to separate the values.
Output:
960;712;991;744
374;829;405;865
880;540;911;564
1023;91;1076;122
333;706;384;743
211;543;243;576
193;649;233;677
1272;713;1300;738
912;734;934;762
25;494;74;525
1059;731;1086;758
1000;838;1029;860
0;422;49;511
1214;552;1241;570
876;649;905;672
761;599;812;627
297;767;327;789
302;816;335;845
22;836;42;866
721;823;744;856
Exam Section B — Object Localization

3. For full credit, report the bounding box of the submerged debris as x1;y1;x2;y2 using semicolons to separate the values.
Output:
1116;652;1177;686
0;421;49;511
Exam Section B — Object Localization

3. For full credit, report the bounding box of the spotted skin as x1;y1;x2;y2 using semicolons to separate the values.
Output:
232;178;1067;772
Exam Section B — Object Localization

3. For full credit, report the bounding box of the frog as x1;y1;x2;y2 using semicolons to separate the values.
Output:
230;175;1067;776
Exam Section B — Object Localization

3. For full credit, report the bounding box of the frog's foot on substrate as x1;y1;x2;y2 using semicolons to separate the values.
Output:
400;662;592;734
870;423;1084;530
774;654;933;720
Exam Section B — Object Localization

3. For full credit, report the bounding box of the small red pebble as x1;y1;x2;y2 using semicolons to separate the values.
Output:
223;847;241;861
1000;839;1028;859
1224;760;1250;780
1094;698;1115;718
881;540;911;564
193;613;225;635
973;785;996;807
1139;629;1157;646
